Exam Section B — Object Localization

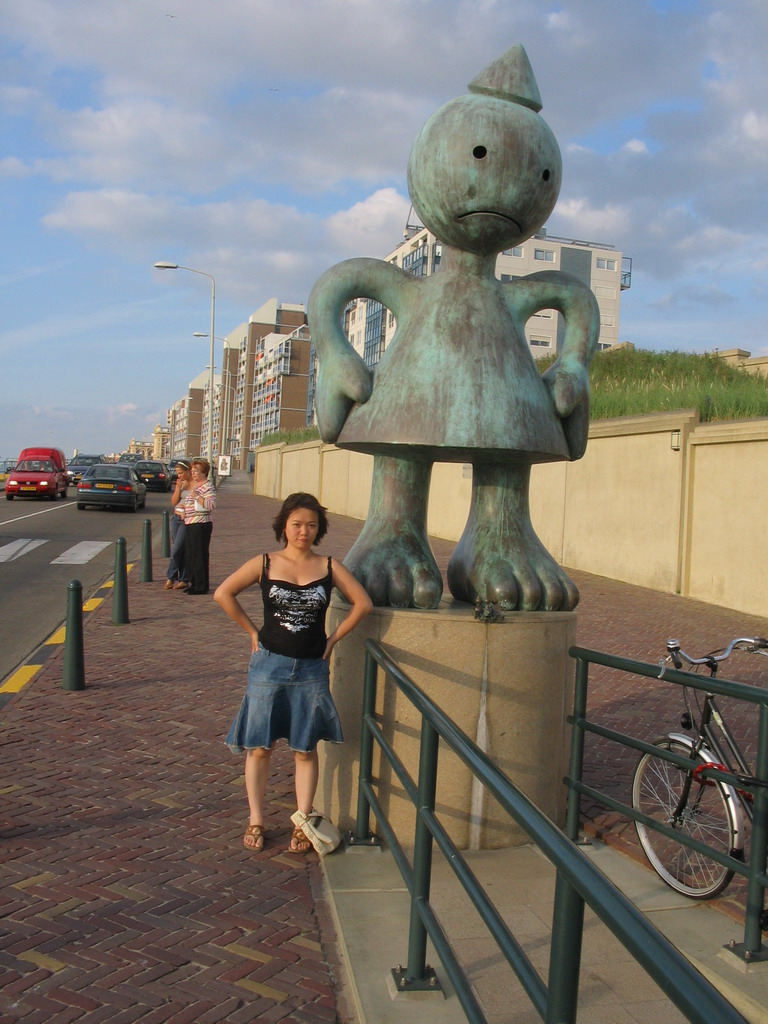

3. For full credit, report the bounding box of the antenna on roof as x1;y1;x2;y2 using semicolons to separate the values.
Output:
403;204;424;240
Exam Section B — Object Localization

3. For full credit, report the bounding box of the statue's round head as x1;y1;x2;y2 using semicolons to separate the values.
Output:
407;45;562;255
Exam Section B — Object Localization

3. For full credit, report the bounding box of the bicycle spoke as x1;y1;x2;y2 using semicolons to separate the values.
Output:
632;740;738;899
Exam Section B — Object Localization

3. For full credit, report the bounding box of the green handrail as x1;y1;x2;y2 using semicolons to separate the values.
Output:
355;638;748;1024
567;645;768;959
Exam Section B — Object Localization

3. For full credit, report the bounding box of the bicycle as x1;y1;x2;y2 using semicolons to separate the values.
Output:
631;636;768;902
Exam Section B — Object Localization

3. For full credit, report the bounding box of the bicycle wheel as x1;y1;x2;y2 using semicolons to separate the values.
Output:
632;737;739;898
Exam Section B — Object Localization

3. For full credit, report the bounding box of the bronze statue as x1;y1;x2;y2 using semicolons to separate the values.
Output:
309;45;599;611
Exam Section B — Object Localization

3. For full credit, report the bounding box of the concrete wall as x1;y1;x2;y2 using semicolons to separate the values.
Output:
252;410;768;618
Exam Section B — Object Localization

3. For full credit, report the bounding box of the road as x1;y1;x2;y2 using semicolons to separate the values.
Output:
0;488;172;683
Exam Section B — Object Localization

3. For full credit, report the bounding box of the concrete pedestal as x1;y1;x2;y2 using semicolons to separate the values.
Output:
318;599;577;850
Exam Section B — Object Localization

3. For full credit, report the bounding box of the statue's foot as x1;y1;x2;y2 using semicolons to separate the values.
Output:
345;527;443;609
448;538;578;612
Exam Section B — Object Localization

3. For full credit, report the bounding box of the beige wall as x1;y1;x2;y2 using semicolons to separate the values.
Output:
319;447;373;521
280;440;323;498
684;420;768;614
253;443;283;498
252;410;768;618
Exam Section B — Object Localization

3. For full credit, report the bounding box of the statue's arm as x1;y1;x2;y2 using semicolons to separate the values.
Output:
506;271;600;459
308;258;411;442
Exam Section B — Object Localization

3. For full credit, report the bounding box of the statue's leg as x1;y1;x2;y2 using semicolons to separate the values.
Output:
344;455;443;609
447;461;579;612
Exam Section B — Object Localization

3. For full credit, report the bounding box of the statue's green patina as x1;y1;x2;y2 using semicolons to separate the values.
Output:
308;45;599;611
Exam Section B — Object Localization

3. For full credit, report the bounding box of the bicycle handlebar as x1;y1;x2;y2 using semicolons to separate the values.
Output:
666;636;768;670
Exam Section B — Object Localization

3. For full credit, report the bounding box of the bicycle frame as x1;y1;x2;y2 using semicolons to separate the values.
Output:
693;689;755;824
670;636;765;825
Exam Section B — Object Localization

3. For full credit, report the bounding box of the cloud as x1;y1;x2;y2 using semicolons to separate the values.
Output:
107;403;138;420
326;189;412;255
650;284;735;310
0;156;30;178
551;198;631;243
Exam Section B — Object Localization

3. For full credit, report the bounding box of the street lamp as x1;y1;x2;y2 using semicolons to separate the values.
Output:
154;262;216;464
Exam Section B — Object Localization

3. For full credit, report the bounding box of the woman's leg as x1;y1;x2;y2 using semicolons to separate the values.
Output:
294;749;319;815
243;747;272;850
245;747;272;825
167;518;186;582
290;749;319;853
200;521;213;592
185;523;203;592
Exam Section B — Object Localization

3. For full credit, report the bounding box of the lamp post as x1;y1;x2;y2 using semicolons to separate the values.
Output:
154;262;216;464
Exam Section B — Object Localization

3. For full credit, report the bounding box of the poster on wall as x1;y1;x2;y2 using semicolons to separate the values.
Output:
217;455;231;477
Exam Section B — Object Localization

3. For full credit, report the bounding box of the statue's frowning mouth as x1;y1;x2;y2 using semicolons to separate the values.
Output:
457;210;522;233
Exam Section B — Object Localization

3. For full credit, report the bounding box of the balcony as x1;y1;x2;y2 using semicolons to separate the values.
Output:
621;256;632;291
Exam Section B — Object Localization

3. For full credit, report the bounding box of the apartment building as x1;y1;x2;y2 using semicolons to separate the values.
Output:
343;225;632;368
249;325;312;451
228;299;309;470
166;372;206;459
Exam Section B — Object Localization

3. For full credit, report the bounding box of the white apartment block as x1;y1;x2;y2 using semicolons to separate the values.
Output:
343;225;631;367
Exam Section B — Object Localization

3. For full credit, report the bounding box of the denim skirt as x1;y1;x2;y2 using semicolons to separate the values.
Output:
225;647;343;754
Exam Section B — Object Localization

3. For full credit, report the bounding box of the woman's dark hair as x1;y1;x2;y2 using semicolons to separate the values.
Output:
272;492;329;543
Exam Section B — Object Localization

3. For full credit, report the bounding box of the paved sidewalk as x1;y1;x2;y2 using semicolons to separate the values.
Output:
2;471;767;1023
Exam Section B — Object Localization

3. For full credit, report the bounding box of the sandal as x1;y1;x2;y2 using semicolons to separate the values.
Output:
173;581;189;590
243;824;266;851
288;826;312;855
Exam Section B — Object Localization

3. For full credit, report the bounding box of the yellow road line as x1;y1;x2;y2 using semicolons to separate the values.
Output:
1;665;41;692
2;574;127;695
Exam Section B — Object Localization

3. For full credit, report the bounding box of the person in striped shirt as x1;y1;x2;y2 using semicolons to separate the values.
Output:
182;458;217;595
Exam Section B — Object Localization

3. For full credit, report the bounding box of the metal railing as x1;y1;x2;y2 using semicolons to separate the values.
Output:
352;639;747;1024
566;646;768;960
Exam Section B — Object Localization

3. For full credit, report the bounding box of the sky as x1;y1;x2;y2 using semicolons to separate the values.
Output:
2;0;767;460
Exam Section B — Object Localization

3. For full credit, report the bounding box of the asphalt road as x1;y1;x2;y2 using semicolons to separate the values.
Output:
0;488;172;682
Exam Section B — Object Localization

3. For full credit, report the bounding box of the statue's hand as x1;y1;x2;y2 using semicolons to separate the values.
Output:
542;358;590;460
542;357;588;417
315;350;372;443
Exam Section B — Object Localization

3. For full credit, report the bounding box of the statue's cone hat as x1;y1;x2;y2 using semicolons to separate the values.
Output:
468;44;542;112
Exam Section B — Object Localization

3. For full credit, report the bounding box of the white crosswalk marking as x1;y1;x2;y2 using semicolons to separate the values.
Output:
0;539;49;562
51;541;111;564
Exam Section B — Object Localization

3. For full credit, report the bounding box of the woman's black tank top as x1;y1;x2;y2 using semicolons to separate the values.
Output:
258;553;332;659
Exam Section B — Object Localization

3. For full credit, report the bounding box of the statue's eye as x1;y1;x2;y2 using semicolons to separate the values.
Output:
542;169;551;181
473;146;487;159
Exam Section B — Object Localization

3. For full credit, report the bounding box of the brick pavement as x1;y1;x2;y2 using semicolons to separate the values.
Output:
2;472;767;1022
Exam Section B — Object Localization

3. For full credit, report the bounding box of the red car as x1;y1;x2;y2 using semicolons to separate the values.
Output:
5;446;69;501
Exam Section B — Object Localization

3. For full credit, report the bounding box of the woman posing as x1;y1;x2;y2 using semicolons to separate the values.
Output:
164;460;192;590
214;492;372;853
181;458;216;595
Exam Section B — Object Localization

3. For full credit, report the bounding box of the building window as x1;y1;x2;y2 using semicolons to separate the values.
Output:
534;249;555;262
530;337;550;347
596;257;617;271
532;310;553;319
364;300;386;368
402;245;428;277
503;246;524;257
600;314;615;327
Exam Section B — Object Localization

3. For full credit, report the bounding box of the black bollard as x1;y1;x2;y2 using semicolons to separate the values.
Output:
140;519;153;582
112;536;129;624
62;579;86;691
161;509;171;558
